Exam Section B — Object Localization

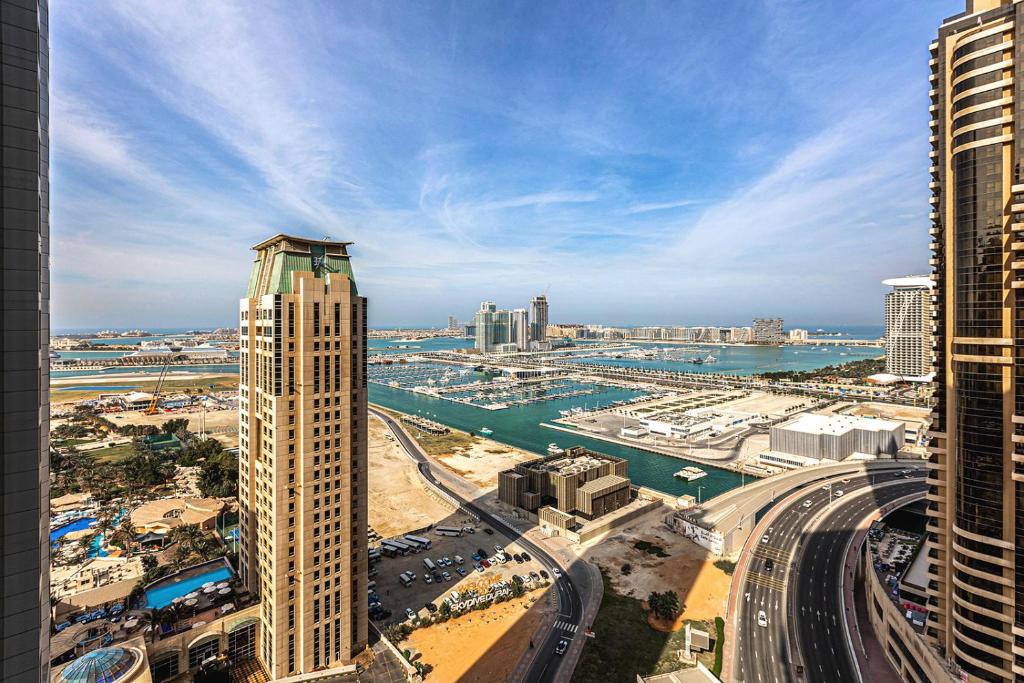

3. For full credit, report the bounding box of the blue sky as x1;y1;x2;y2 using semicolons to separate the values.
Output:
52;1;952;330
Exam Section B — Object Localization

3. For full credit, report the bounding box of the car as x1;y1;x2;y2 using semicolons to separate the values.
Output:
423;575;433;584
521;552;531;562
529;571;540;581
764;559;774;573
802;500;812;508
834;490;844;497
555;638;569;655
456;567;467;577
477;548;488;559
449;591;460;601
757;610;768;627
424;602;437;613
821;484;831;490
511;574;524;585
539;569;549;580
481;559;491;568
483;528;494;535
406;608;417;621
472;553;481;562
761;535;770;544
494;544;504;554
513;553;523;563
474;563;484;572
464;526;476;534
443;556;452;566
442;571;452;582
553;567;562;579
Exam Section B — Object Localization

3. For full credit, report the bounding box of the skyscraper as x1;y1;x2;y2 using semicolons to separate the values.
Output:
474;301;496;352
0;2;49;680
928;3;1023;680
883;276;934;379
511;308;529;350
239;235;368;678
530;295;549;342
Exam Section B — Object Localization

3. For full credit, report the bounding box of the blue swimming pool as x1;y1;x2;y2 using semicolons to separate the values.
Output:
144;564;234;609
50;517;96;543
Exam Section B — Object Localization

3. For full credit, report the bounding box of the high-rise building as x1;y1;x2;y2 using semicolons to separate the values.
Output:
883;276;934;378
239;235;368;678
928;3;1024;680
447;315;458;331
0;2;49;680
752;318;784;344
474;301;497;352
511;308;529;350
530;295;549;342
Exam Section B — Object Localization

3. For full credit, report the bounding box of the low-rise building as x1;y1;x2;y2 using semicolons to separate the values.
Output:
769;413;903;461
498;447;630;520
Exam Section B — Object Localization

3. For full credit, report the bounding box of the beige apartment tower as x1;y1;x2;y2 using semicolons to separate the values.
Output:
883;276;934;378
928;2;1024;681
238;235;368;679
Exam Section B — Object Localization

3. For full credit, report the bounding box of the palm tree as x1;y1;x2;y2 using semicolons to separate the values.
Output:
111;516;137;557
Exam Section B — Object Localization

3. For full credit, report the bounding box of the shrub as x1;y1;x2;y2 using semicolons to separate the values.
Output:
712;616;725;677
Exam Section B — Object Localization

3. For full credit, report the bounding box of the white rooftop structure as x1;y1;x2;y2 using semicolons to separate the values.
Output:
770;413;905;461
881;276;934;289
781;413;902;436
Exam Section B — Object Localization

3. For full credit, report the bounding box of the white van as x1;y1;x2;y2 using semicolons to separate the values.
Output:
453;555;464;565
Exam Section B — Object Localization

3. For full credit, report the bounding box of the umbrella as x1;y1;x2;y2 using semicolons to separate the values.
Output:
185;592;199;599
185;598;198;606
201;582;214;588
203;586;216;594
123;618;139;629
216;582;229;589
218;588;231;595
171;597;183;604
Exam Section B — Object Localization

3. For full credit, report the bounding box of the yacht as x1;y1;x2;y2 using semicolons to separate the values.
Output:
674;466;707;481
479;427;493;436
547;443;564;456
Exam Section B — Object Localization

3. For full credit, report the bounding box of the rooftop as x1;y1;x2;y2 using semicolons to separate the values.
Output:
577;474;629;495
777;413;902;436
882;275;933;289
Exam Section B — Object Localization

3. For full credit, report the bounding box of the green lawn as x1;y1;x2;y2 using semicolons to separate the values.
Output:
572;572;717;682
88;443;137;463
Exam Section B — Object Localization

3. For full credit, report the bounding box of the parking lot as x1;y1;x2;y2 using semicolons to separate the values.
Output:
369;522;552;625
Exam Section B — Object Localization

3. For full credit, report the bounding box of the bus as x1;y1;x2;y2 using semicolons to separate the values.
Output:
381;540;412;556
405;534;433;550
434;526;464;537
423;558;436;572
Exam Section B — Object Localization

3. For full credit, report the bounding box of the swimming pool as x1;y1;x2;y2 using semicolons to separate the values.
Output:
50;517;96;543
144;564;234;609
55;385;141;392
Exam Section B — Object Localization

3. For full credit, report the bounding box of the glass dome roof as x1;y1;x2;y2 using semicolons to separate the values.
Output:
60;647;138;683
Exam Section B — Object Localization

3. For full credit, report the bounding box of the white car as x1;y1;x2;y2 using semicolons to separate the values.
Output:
761;535;770;544
757;610;768;627
405;608;417;621
834;490;844;497
494;545;504;554
553;567;562;578
821;484;831;490
802;500;812;508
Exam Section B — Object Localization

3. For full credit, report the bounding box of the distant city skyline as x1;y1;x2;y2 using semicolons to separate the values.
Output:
52;1;953;329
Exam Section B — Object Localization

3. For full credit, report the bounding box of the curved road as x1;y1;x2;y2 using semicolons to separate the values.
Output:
734;470;926;683
370;407;585;683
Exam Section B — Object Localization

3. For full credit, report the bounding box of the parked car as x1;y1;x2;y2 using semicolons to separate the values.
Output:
494;544;504;554
442;571;452;582
424;574;433;584
512;553;523;563
464;526;476;534
474;563;484;573
406;608;417;621
481;559;491;568
472;553;482;562
529;571;540;581
539;569;549;580
521;552;531;562
483;528;494;535
553;567;562;579
456;567;467;577
425;602;438;613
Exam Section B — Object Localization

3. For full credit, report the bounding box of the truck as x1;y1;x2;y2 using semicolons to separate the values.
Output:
405;534;433;550
435;526;464;537
423;558;436;572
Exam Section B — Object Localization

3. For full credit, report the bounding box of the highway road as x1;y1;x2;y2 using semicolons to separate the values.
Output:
369;407;585;683
734;469;926;683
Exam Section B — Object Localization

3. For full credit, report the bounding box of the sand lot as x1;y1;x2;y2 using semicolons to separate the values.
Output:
581;512;730;623
102;407;240;448
434;439;539;490
726;392;811;416
368;415;455;538
405;592;551;683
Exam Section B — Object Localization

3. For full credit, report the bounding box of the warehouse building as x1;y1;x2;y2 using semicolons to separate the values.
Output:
498;447;631;520
769;413;903;461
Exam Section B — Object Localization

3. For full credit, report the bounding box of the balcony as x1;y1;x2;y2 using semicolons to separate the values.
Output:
1012;203;1024;214
1013;183;1024;195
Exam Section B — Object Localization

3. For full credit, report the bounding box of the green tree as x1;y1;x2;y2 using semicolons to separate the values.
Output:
161;418;190;435
647;590;680;621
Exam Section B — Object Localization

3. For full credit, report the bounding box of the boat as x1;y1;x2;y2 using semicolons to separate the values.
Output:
547;443;564;456
479;427;493;435
559;409;573;417
674;466;707;481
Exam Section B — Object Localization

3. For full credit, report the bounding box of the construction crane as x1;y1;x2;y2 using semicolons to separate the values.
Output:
145;365;170;415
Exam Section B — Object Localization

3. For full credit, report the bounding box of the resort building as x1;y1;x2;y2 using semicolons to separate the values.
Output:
239;235;368;678
925;2;1024;680
497;447;631;520
752;318;784;344
883;276;934;379
129;497;224;536
0;1;50;679
530;295;549;342
768;413;903;461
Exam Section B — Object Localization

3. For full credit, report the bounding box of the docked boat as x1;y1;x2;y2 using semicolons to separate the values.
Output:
547;443;564;456
479;427;493;435
674;466;707;481
559;409;573;417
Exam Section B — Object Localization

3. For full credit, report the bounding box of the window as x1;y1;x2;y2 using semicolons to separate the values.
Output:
314;303;320;336
227;621;257;662
288;302;294;336
188;636;220;669
150;651;180;682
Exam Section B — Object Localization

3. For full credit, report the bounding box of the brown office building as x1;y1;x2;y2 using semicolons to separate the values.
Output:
239;235;368;679
498;447;630;520
928;2;1024;680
